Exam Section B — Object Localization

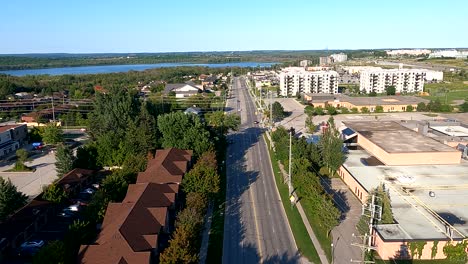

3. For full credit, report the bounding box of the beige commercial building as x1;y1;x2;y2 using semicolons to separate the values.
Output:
337;121;468;260
304;93;429;113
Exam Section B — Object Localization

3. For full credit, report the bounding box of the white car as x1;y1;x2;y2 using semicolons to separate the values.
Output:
66;203;81;212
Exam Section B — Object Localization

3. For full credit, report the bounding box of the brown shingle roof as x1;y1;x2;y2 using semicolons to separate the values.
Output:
79;183;176;263
137;148;192;184
56;168;94;186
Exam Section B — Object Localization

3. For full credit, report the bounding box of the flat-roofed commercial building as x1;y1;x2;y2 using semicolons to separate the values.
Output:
360;68;425;94
304;93;429;112
279;67;338;97
337;121;468;260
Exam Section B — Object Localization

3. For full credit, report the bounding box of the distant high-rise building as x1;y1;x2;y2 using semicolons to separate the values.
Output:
299;60;310;67
319;56;330;66
429;49;468;59
279;67;338;96
386;49;432;56
359;68;425;94
330;53;348;63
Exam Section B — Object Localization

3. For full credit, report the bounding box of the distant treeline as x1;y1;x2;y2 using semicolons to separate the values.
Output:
0;66;257;100
0;50;388;70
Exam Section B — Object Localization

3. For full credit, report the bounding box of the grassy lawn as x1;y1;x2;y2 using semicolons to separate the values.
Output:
265;136;321;263
375;259;464;264
422;81;468;104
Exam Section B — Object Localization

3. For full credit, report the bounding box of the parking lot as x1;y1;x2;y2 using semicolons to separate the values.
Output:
264;98;451;134
0;150;57;199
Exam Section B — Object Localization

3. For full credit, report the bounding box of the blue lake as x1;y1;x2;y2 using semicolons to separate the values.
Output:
0;62;277;76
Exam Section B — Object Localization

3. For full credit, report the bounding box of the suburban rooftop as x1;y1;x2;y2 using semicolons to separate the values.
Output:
343;121;457;153
344;149;468;241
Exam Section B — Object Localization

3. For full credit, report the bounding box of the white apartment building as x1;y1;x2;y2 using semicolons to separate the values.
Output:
330;53;348;62
342;66;382;75
429;49;468;59
360;68;425;94
422;70;443;82
279;67;338;96
299;60;310;67
386;49;431;56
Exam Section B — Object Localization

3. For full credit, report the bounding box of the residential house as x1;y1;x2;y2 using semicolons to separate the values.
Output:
0;124;28;158
78;148;192;264
164;83;201;98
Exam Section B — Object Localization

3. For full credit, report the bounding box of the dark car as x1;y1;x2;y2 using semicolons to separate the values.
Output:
253;121;259;124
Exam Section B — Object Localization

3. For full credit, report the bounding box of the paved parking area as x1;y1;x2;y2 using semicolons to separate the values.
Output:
264;97;445;133
0;152;57;199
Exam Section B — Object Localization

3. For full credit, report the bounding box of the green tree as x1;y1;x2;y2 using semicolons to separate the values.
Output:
0;178;27;220
33;240;66;264
42;124;63;145
375;184;393;224
305;115;316;133
150;82;165;93
459;101;468;112
272;101;285;121
385;85;396;95
375;105;384;113
340;107;350;114
157;112;213;157
101;170;130;202
416;102;426;111
405;105;414;112
55;145;75;177
28;127;43;142
319;117;344;175
326;105;338;115
14;149;29;171
186;192;207;214
360;107;369;113
42;183;68;204
182;151;220;197
350;107;359;113
74;144;99;170
314;106;325;115
206;111;241;135
159;226;199;264
304;105;315;116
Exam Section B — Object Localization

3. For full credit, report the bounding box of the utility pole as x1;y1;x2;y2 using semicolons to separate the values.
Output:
368;195;376;250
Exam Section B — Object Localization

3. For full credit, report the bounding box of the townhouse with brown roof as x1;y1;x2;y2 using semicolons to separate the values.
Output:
78;148;192;264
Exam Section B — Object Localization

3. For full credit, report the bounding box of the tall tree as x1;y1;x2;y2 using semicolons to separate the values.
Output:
157;112;213;157
385;85;396;95
55;145;75;177
159;226;199;264
319;117;344;175
0;178;27;220
205;111;240;135
14;148;29;171
182;151;220;197
42;183;68;204
272;101;285;121
74;144;99;170
33;240;66;264
42;124;63;145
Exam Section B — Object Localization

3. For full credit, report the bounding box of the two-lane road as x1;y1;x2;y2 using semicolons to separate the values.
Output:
223;77;304;263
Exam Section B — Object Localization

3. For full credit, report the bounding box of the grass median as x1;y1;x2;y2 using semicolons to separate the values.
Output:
264;135;321;263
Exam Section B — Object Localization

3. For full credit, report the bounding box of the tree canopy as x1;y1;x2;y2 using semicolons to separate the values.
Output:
0;178;27;220
271;101;286;121
42;124;63;145
55;145;75;177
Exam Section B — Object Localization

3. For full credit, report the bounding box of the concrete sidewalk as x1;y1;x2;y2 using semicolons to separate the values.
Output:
198;202;214;264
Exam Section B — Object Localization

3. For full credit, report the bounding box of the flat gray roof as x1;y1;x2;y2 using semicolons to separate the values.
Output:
343;121;458;153
344;150;468;241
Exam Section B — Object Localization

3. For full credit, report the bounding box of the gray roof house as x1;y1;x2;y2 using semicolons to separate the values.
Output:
164;83;202;98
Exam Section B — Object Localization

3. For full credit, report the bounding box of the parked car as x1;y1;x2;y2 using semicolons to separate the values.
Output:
80;188;95;195
58;210;77;218
66;203;81;212
18;240;44;257
253;121;259;124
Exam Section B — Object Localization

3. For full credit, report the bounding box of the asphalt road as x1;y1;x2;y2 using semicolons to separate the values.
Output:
223;77;304;264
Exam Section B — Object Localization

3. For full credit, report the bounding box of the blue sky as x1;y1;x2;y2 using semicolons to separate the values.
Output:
1;0;467;53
